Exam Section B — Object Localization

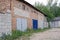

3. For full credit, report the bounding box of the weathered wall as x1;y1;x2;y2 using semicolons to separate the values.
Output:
13;0;38;29
14;7;30;18
30;12;38;20
0;0;48;35
30;10;38;29
38;13;48;29
0;13;11;36
38;13;45;29
12;0;29;30
0;0;10;13
12;0;48;30
0;0;12;36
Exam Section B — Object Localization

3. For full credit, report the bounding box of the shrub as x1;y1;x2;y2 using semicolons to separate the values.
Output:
0;27;50;40
0;30;22;40
11;30;22;39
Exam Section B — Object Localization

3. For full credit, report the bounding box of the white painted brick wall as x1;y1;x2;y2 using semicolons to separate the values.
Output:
0;12;11;36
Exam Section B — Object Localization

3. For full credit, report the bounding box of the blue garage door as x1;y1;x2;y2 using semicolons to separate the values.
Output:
33;19;38;30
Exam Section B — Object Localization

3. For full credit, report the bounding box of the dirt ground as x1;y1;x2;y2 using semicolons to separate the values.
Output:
30;28;60;40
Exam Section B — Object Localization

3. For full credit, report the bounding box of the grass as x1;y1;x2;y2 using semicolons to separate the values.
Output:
25;27;50;36
0;27;50;40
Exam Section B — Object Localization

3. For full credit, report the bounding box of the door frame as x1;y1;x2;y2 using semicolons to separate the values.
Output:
16;18;27;31
32;19;38;30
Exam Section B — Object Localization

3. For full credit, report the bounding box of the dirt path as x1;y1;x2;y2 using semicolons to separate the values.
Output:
30;28;60;40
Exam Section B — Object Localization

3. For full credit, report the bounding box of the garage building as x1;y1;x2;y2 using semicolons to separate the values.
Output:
0;0;48;36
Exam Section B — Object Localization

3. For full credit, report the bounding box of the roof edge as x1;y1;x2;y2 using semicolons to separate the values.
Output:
17;0;47;16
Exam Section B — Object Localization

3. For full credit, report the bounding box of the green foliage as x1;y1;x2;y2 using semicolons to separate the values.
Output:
0;30;22;40
12;30;22;38
34;0;60;21
0;27;50;40
50;6;60;17
35;2;55;21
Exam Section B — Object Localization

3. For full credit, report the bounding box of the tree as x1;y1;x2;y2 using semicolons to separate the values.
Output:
47;0;53;7
34;2;55;21
34;0;60;21
50;0;60;17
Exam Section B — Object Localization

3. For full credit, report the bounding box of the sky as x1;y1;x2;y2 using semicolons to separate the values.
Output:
25;0;60;5
25;0;48;5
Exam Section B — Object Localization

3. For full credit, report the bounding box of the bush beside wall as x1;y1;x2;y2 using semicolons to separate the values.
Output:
0;27;50;40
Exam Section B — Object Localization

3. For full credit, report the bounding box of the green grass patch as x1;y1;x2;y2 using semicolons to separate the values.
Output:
0;27;50;40
22;27;50;36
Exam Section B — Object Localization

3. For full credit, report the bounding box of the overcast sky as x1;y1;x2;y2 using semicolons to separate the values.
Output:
25;0;60;5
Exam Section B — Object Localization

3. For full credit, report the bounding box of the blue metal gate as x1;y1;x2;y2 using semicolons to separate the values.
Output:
33;19;38;30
